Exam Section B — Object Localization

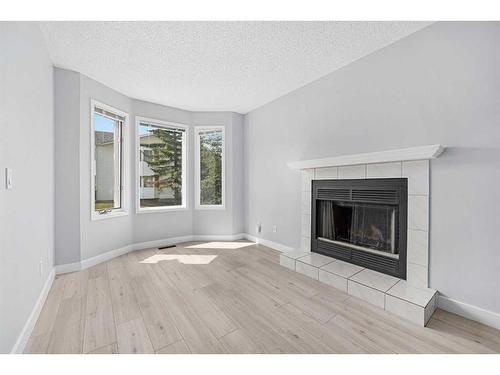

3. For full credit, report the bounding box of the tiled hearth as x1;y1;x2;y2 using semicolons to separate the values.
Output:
284;146;445;326
280;251;437;326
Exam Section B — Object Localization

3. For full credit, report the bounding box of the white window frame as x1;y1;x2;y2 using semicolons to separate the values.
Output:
194;126;226;210
135;116;188;213
90;99;129;221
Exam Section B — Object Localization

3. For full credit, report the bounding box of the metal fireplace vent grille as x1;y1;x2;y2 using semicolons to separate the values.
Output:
316;239;399;275
317;188;350;201
351;189;397;204
317;188;398;204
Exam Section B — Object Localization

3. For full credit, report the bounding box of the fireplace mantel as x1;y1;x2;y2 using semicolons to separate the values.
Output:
287;144;445;170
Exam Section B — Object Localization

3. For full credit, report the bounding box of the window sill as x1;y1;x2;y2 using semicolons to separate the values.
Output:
195;205;226;211
136;206;188;214
91;210;129;221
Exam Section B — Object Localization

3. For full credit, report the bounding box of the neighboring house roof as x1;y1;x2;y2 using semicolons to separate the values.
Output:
140;135;156;146
95;131;114;145
96;132;178;147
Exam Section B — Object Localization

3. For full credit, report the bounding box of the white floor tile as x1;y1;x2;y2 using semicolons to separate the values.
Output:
407;263;428;288
347;280;385;309
315;166;338;180
319;269;348;292
297;253;335;268
301;169;315;192
408;195;429;231
301;214;311;238
320;259;364;278
301;236;311;251
349;268;399;292
424;294;438;325
366;162;402;178
281;249;310;259
387;280;436;307
338;165;366;179
407;229;429;267
385;294;425;326
402;160;429;195
301;191;311;214
279;255;296;271
295;261;319;280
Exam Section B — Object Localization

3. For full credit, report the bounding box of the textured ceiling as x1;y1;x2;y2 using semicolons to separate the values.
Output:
39;22;432;113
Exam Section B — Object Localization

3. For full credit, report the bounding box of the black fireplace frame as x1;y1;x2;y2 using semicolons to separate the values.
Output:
311;178;407;279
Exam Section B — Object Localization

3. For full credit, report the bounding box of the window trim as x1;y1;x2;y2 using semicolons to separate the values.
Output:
194;125;226;210
90;99;129;221
135;116;189;214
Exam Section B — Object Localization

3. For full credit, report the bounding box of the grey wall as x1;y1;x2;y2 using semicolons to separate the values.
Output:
231;113;245;234
131;99;193;244
244;22;500;314
0;23;55;353
192;111;245;235
54;68;81;265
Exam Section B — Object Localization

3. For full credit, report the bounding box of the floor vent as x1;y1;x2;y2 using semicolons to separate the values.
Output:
158;244;176;250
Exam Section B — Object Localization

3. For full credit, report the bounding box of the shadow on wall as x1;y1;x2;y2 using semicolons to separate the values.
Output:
439;146;500;164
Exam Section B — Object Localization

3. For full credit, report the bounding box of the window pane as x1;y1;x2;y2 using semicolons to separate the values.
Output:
199;129;223;206
94;113;121;211
139;123;184;208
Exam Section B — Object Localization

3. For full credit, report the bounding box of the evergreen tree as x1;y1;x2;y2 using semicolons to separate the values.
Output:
142;128;183;204
200;131;223;205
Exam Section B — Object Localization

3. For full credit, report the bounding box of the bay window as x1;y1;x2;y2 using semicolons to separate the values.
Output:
136;117;187;212
91;100;129;219
195;126;225;209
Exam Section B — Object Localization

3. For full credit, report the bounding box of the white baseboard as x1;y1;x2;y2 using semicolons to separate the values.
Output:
55;233;248;275
438;295;500;330
193;233;245;241
54;261;81;274
81;244;135;270
10;268;55;354
131;235;194;252
243;233;294;253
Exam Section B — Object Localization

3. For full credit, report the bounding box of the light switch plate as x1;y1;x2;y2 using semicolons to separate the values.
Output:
5;168;12;190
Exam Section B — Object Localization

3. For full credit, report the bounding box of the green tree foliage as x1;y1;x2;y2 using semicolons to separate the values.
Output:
141;127;183;204
200;131;223;205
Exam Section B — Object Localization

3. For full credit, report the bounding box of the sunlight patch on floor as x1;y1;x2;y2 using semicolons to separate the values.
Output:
185;241;255;249
139;254;218;265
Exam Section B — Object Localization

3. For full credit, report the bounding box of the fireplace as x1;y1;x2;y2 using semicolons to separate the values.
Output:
311;178;407;279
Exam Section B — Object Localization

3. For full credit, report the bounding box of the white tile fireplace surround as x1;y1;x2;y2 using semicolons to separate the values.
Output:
282;145;445;326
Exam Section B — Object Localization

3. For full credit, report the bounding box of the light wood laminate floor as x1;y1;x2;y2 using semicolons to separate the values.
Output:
25;241;500;354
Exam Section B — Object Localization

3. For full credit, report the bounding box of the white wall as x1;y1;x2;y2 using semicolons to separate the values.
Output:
244;22;500;315
0;23;55;353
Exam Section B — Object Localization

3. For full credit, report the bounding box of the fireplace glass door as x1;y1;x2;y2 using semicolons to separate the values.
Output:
317;200;397;256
